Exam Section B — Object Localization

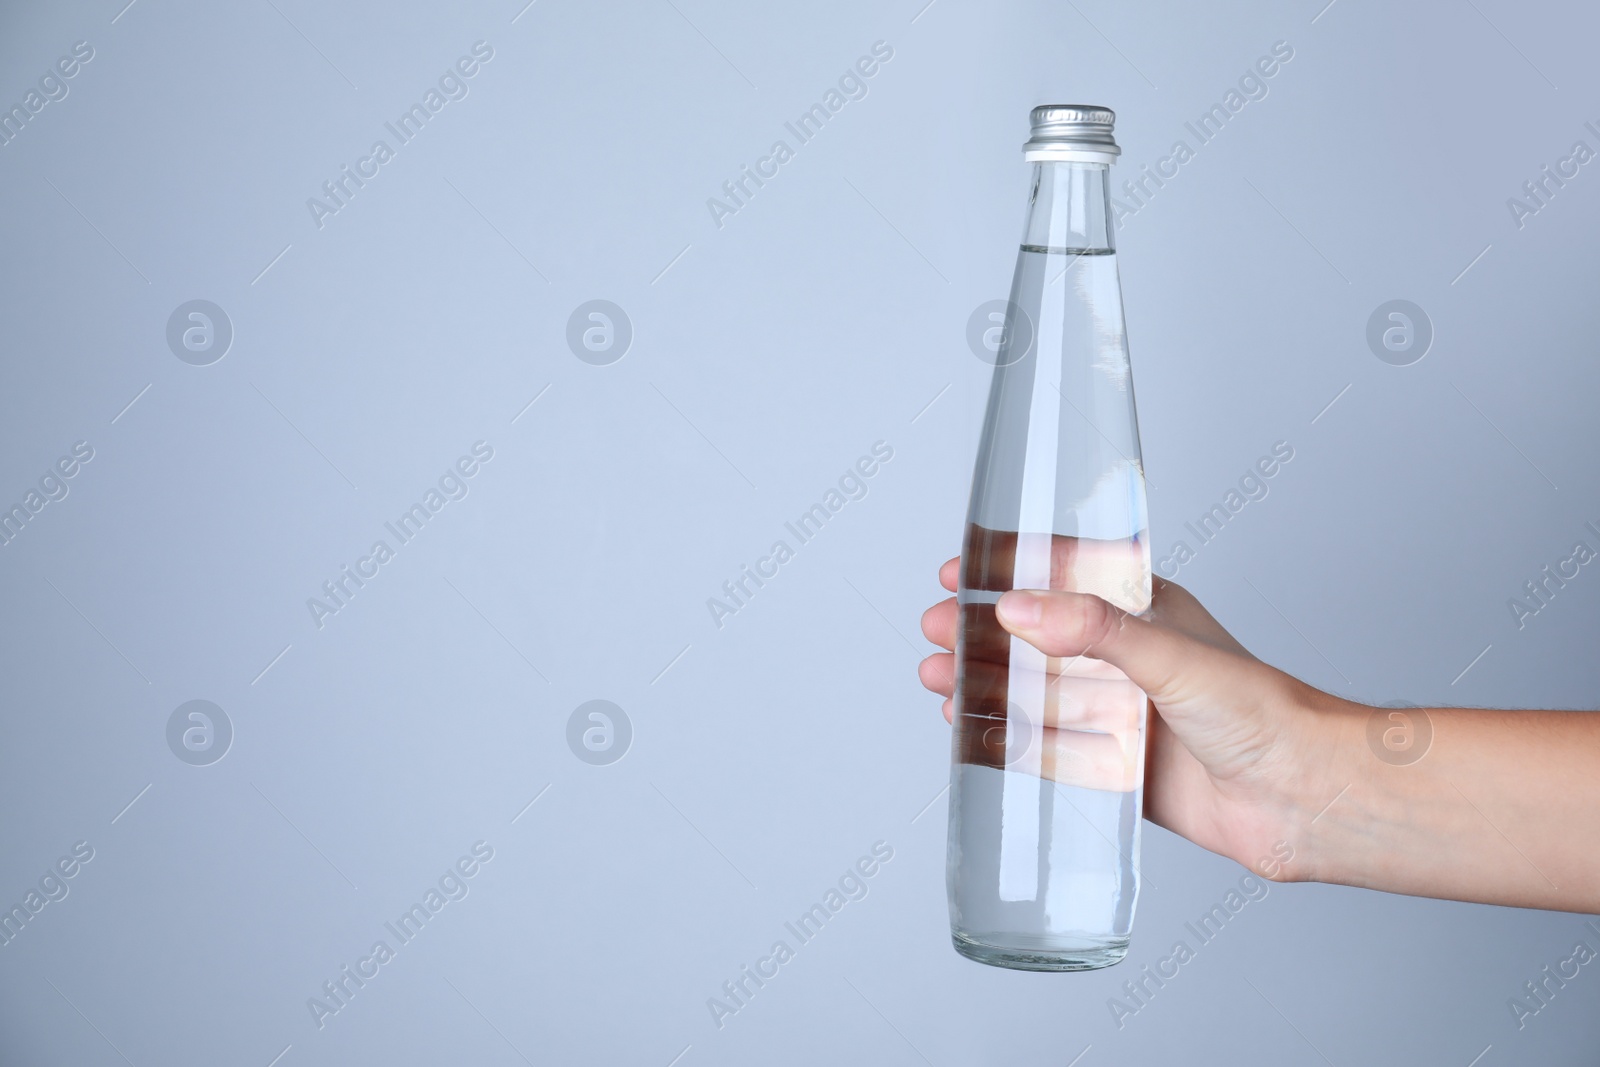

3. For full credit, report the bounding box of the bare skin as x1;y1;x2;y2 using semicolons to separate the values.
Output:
920;557;1600;913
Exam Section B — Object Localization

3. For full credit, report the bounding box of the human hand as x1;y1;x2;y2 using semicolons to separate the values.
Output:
920;551;1353;881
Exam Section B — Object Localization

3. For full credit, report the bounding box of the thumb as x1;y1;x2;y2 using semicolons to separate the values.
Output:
994;589;1257;716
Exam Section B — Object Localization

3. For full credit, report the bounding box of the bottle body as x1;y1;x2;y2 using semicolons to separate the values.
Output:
946;158;1151;971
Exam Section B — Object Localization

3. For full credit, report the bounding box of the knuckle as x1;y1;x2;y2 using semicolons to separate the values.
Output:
1066;594;1096;647
1085;596;1119;647
1056;592;1113;651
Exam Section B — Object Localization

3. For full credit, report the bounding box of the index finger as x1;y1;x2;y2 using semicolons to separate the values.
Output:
964;525;1149;613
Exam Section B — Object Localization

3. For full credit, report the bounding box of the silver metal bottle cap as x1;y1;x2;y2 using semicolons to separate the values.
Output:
1022;104;1120;164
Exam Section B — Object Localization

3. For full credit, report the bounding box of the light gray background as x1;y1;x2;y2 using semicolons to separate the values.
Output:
2;0;1598;1064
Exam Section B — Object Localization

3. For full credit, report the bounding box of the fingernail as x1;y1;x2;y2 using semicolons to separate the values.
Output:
996;591;1042;627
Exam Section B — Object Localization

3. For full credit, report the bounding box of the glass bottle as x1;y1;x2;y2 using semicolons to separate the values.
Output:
946;105;1151;971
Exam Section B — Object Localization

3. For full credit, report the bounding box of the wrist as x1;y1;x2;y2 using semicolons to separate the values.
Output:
1255;682;1369;886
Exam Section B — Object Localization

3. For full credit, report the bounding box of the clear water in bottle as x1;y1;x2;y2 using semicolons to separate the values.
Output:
946;106;1151;972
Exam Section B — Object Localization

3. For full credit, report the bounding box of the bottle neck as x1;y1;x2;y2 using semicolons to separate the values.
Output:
1020;162;1114;254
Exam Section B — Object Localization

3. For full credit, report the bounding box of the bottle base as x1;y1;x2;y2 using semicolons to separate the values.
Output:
950;930;1129;972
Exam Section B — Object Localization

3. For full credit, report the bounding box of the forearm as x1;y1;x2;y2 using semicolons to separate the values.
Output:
1289;700;1600;912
